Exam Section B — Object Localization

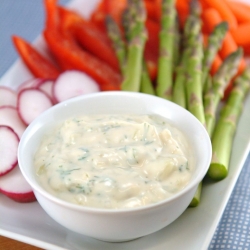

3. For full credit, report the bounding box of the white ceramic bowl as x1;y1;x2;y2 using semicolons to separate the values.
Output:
18;91;211;242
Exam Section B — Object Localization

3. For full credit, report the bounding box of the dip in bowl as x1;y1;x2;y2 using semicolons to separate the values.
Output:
18;91;211;242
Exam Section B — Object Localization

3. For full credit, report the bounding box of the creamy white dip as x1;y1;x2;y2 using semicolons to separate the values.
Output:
34;114;193;209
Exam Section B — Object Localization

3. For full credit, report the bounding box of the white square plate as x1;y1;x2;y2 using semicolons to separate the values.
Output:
1;0;250;249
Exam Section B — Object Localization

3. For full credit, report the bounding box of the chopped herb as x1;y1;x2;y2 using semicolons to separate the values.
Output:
178;162;189;172
57;168;81;178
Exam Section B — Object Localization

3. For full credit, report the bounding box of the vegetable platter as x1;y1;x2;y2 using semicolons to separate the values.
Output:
1;0;250;249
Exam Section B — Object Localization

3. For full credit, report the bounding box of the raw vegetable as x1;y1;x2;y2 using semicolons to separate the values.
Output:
0;106;26;138
208;67;250;180
106;9;155;95
140;61;156;95
201;0;238;30
58;7;120;72
17;88;53;125
0;166;36;203
36;79;56;103
17;78;44;93
202;8;246;75
185;0;205;126
0;126;19;176
231;23;250;47
43;0;122;91
105;15;127;75
210;54;222;75
172;8;198;108
202;22;228;90
183;0;205;207
12;35;61;79
204;48;243;137
156;0;176;100
0;86;17;108
121;0;147;92
225;0;250;24
53;70;100;103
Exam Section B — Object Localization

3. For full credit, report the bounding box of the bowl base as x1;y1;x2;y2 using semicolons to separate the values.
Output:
93;236;142;243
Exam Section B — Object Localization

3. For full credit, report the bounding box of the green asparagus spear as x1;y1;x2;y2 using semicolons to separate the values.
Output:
186;32;205;125
203;73;212;95
156;0;176;100
172;63;187;108
173;15;180;69
121;1;154;94
207;67;250;180
180;0;205;207
105;15;127;75
140;62;155;95
172;1;202;108
187;33;205;209
121;0;147;92
202;22;228;90
189;182;202;207
204;48;243;137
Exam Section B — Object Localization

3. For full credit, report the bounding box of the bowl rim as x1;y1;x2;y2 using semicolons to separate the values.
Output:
18;91;212;214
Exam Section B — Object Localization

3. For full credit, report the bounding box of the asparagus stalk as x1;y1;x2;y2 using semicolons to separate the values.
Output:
207;67;250;180
189;182;202;207
173;15;180;69
172;18;192;108
105;15;127;75
186;34;205;208
204;48;243;137
186;33;205;125
121;0;147;92
121;1;154;95
156;0;176;100
172;0;202;108
172;63;187;108
179;0;205;207
202;22;228;90
203;73;212;95
140;62;155;95
185;0;204;123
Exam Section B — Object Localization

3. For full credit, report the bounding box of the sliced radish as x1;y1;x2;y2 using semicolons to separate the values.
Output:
17;78;44;93
0;106;27;138
0;165;36;203
0;86;17;108
53;70;100;103
0;126;19;176
37;79;56;103
17;88;53;125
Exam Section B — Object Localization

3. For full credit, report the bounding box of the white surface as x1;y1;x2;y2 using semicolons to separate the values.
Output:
0;0;250;249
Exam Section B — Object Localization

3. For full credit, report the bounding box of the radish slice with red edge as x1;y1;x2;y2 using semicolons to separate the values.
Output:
0;86;17;107
37;79;56;103
0;126;19;176
0;106;26;138
18;88;53;125
53;70;100;103
17;78;44;93
0;165;36;203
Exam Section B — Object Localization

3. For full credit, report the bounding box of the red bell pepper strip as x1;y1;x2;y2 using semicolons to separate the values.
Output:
90;0;107;33
44;29;122;91
144;19;159;81
43;0;121;91
58;7;120;72
44;0;59;31
12;35;61;79
144;0;161;23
